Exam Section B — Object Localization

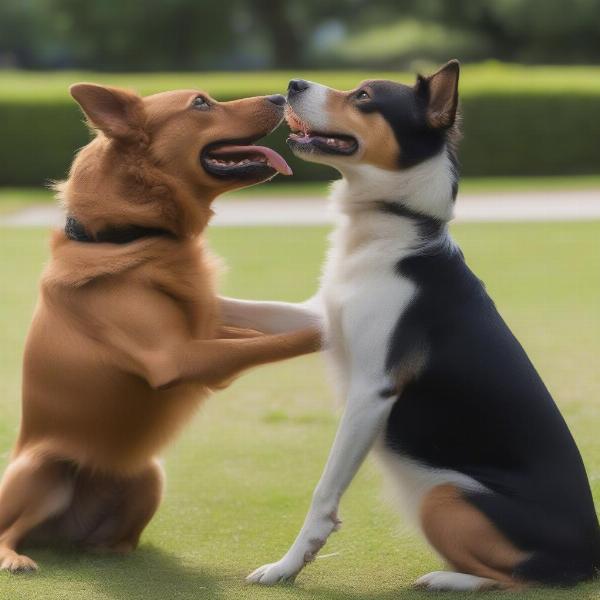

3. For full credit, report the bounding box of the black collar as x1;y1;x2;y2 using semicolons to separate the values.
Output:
65;216;173;244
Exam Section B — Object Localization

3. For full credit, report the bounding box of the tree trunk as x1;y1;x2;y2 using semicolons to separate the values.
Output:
251;0;302;69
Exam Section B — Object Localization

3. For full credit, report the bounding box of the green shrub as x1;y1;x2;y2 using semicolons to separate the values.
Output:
1;64;599;185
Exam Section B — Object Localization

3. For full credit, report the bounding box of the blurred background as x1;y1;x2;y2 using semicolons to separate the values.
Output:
0;0;599;190
0;4;599;599
3;0;600;70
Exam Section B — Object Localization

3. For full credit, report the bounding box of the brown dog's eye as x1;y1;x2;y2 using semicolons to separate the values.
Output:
192;96;210;110
356;90;370;101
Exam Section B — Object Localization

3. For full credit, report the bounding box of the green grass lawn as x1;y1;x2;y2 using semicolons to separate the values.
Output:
1;175;600;216
0;222;599;600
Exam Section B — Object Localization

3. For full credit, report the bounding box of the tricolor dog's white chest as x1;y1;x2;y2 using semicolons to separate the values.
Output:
317;189;486;532
320;204;420;403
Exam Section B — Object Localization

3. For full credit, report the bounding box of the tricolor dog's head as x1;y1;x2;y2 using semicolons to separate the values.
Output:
285;60;459;171
285;61;461;219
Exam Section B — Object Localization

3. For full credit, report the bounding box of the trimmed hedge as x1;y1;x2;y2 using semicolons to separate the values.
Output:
1;64;599;185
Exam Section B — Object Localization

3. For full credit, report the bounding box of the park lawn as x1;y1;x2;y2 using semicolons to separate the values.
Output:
1;175;600;216
0;221;599;600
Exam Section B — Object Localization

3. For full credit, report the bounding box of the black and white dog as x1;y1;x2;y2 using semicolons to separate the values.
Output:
223;61;600;591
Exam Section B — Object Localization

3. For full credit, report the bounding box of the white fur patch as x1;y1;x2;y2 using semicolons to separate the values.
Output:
333;152;456;221
320;197;421;403
374;444;487;529
289;81;331;132
415;571;501;591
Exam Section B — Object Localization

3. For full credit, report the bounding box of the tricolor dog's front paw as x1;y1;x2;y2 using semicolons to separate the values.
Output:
246;557;303;585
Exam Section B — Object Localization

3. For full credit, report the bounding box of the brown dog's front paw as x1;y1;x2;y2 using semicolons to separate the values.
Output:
0;551;38;574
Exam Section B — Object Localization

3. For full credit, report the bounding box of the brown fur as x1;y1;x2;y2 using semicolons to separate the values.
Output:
0;84;320;572
420;484;529;590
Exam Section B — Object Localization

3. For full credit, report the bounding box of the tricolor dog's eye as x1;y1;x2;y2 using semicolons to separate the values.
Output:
192;96;210;110
355;90;370;101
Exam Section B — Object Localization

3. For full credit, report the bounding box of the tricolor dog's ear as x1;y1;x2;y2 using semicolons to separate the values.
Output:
416;60;460;129
70;83;144;140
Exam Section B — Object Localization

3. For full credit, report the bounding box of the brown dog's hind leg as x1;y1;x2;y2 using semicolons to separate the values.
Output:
0;453;73;572
79;460;164;554
417;483;528;591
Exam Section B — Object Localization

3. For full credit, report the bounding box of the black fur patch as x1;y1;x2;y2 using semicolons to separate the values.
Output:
376;200;445;241
379;386;398;399
383;244;600;584
358;81;442;167
358;80;459;197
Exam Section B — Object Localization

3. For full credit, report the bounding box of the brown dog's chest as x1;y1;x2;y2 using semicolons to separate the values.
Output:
18;238;220;473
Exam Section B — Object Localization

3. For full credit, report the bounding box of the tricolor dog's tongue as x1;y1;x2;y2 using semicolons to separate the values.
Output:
210;145;293;175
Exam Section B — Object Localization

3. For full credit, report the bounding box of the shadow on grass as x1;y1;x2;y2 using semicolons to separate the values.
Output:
283;580;600;600
19;544;226;600
93;546;224;600
14;543;600;600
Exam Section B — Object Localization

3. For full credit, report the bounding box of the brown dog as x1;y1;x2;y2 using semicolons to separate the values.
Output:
0;84;319;572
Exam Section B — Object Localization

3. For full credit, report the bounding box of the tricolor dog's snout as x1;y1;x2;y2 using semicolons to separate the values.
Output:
288;79;310;96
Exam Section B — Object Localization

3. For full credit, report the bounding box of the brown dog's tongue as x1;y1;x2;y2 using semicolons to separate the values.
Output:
210;145;293;176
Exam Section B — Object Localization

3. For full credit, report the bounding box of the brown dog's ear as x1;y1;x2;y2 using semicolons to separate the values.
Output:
70;83;144;140
416;59;460;129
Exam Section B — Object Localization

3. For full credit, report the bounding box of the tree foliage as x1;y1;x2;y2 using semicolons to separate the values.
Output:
0;0;598;70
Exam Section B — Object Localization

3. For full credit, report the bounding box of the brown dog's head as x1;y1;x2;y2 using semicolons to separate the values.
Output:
60;85;291;237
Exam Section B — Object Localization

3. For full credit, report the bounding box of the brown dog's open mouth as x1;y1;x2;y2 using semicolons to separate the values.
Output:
285;109;358;156
202;141;292;180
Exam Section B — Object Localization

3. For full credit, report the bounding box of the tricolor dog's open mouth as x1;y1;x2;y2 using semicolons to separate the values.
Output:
285;108;358;156
202;139;292;180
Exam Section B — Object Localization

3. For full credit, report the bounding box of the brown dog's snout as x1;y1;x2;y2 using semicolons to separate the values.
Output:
266;94;286;106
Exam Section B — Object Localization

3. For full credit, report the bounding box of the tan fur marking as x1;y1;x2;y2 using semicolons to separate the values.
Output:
395;348;427;390
420;484;529;589
324;88;400;170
